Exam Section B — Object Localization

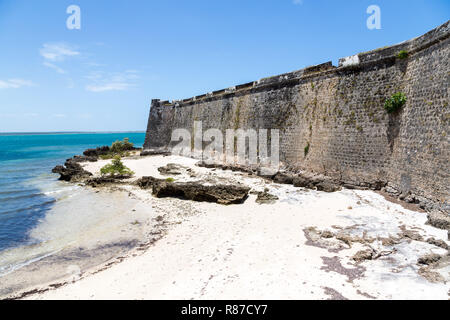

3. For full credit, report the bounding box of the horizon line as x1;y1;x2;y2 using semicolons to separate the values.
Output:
0;130;146;135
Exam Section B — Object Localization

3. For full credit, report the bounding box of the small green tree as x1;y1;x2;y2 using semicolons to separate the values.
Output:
100;155;134;177
111;138;134;154
384;92;407;113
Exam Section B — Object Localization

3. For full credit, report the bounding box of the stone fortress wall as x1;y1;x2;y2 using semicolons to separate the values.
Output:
144;21;449;212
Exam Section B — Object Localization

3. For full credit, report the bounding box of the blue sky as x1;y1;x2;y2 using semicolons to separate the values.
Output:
0;0;448;132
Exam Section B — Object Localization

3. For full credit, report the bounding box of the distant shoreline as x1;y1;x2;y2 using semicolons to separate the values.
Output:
0;131;145;137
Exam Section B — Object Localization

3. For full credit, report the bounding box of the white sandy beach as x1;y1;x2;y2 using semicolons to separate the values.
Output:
16;154;449;300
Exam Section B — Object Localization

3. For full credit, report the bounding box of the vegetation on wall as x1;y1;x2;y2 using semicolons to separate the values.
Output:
397;50;409;59
304;142;310;157
384;92;407;113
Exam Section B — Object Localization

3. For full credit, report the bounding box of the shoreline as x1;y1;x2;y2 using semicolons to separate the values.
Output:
1;153;448;300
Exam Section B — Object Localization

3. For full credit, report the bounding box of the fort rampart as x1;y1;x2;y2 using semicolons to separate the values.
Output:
144;21;449;212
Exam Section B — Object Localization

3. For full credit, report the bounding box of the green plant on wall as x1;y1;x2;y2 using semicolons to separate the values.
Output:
397;50;409;59
304;142;310;157
384;92;407;113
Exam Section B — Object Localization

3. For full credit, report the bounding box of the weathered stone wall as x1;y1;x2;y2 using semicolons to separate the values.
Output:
144;21;449;211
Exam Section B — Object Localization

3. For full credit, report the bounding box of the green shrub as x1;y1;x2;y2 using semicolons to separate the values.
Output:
384;92;407;113
100;138;135;159
111;138;134;154
165;177;175;183
304;142;310;157
100;155;134;177
397;50;409;59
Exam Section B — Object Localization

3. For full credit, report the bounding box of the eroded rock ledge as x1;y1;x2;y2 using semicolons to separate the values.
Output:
137;176;250;205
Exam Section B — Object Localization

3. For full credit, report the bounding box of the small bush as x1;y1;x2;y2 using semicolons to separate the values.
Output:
384;92;407;113
397;50;409;59
304;142;310;157
100;155;134;177
111;138;134;154
165;177;175;183
100;138;135;159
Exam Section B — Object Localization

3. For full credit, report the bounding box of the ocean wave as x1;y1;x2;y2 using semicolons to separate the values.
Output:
0;192;43;202
0;199;56;216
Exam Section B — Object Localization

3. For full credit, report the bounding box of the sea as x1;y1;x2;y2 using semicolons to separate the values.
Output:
0;132;145;277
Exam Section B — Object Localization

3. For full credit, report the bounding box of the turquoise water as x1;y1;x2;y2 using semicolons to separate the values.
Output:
0;133;145;254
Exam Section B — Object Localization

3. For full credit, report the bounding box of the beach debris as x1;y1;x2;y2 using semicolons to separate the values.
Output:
352;246;396;263
303;227;347;253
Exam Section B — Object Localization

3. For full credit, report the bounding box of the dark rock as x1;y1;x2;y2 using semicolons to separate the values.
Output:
367;180;387;191
52;159;92;182
83;146;110;157
85;176;132;187
136;176;160;189
72;155;98;163
158;163;186;176
140;148;171;156
426;211;450;230
293;175;315;189
292;173;340;192
417;253;442;265
316;181;342;193
151;180;250;205
273;172;294;185
352;249;374;262
196;162;217;169
256;190;279;204
426;237;449;250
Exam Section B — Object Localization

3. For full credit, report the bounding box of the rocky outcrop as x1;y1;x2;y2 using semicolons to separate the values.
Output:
136;176;250;205
157;163;194;176
426;211;450;231
256;190;279;204
52;159;92;182
197;162;342;193
83;146;111;158
140;148;171;157
85;176;129;187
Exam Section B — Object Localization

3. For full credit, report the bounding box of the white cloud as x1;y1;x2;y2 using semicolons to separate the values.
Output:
0;79;35;89
52;114;67;118
85;71;139;92
40;43;80;62
293;0;303;5
43;62;66;74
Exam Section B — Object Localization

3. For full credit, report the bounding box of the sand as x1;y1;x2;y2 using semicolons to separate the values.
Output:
13;155;450;300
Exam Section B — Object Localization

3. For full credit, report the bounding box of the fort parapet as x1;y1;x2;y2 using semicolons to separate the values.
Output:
144;21;449;212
